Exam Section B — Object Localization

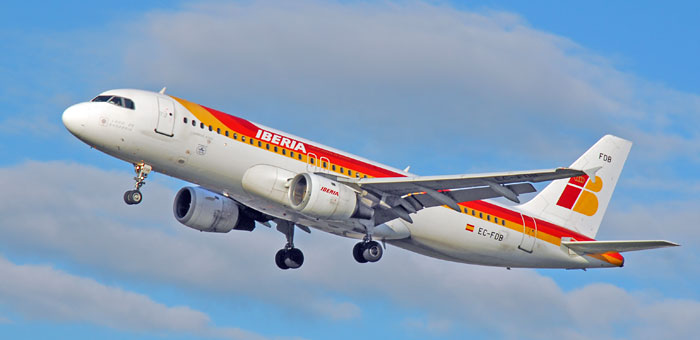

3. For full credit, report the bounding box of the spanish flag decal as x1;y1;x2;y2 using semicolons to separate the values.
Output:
465;224;475;232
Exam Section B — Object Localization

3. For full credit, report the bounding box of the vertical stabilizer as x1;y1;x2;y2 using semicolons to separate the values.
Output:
517;135;632;238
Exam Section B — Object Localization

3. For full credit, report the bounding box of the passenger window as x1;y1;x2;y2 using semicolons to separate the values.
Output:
208;125;212;132
183;117;188;124
348;170;352;176
241;136;246;142
282;149;286;155
494;217;498;224
340;168;344;174
332;165;336;171
217;128;221;134
310;158;315;164
225;130;229;137
257;141;262;147
479;213;483;218
200;123;204;129
322;161;327;168
234;133;238;139
290;151;295;157
471;210;476;216
298;154;302;160
192;120;196;127
487;215;491;221
266;144;270;150
274;146;278;152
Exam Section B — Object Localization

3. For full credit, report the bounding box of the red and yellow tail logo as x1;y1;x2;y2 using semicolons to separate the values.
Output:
556;175;602;216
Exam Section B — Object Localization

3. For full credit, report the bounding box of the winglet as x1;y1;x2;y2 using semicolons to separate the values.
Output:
584;166;603;183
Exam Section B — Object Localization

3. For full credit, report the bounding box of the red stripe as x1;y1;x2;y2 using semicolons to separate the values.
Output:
201;104;403;178
461;200;594;241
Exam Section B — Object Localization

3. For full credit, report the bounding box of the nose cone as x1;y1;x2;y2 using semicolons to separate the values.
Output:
62;103;88;136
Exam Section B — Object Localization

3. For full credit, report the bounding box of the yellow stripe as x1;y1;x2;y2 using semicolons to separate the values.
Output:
170;95;222;128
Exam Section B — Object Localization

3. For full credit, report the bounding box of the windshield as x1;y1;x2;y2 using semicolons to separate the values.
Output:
91;95;135;110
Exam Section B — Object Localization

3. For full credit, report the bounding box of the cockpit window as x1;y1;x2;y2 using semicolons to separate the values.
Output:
91;95;136;110
108;96;123;106
124;98;135;109
92;95;111;102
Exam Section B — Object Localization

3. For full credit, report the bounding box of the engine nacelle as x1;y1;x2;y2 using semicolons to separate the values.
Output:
173;186;254;233
288;173;373;220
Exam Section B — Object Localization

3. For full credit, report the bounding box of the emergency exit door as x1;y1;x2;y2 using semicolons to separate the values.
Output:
155;97;176;137
518;215;538;253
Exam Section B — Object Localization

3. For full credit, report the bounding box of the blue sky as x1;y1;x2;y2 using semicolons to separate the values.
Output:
1;1;699;339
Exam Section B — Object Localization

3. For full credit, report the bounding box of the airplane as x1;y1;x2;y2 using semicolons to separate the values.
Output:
61;88;678;270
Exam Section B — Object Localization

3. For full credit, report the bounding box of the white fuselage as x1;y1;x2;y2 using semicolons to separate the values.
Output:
62;89;620;269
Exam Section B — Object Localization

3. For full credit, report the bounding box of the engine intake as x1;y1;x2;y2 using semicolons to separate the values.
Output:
173;186;255;232
288;173;373;220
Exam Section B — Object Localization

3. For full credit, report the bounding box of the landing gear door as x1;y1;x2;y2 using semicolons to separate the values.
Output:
155;97;176;137
518;214;537;253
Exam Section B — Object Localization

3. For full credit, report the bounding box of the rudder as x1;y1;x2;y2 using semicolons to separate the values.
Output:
517;135;632;238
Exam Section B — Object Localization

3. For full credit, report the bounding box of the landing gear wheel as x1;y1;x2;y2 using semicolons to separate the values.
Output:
123;190;143;205
353;242;368;263
275;249;289;270
275;248;304;270
362;241;383;263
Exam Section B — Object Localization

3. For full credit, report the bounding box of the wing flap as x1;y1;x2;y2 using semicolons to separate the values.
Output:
562;240;679;254
410;183;536;208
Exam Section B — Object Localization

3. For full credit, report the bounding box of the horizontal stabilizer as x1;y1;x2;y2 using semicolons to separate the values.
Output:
562;240;679;254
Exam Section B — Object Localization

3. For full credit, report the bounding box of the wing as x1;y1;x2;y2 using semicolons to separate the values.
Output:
562;240;680;254
332;167;593;225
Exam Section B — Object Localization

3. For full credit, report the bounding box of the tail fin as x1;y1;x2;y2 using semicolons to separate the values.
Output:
517;135;632;238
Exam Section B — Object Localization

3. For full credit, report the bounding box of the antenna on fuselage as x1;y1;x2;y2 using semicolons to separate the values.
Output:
159;87;167;94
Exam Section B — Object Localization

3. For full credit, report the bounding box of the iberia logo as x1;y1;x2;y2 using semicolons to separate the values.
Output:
556;175;602;216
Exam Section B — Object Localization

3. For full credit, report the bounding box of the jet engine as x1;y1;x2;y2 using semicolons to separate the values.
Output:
288;173;373;220
173;186;255;232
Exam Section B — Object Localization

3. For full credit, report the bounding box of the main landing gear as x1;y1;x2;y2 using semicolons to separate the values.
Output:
353;237;384;263
275;221;304;270
124;163;152;205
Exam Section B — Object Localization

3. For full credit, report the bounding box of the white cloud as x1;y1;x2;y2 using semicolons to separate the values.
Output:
0;161;697;339
0;255;269;340
109;0;700;172
4;1;700;338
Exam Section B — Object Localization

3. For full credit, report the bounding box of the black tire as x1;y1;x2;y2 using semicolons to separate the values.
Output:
362;241;383;263
285;248;304;269
124;190;134;205
275;249;289;270
353;242;368;263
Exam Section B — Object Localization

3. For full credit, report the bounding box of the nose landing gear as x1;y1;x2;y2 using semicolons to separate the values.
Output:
124;163;151;205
